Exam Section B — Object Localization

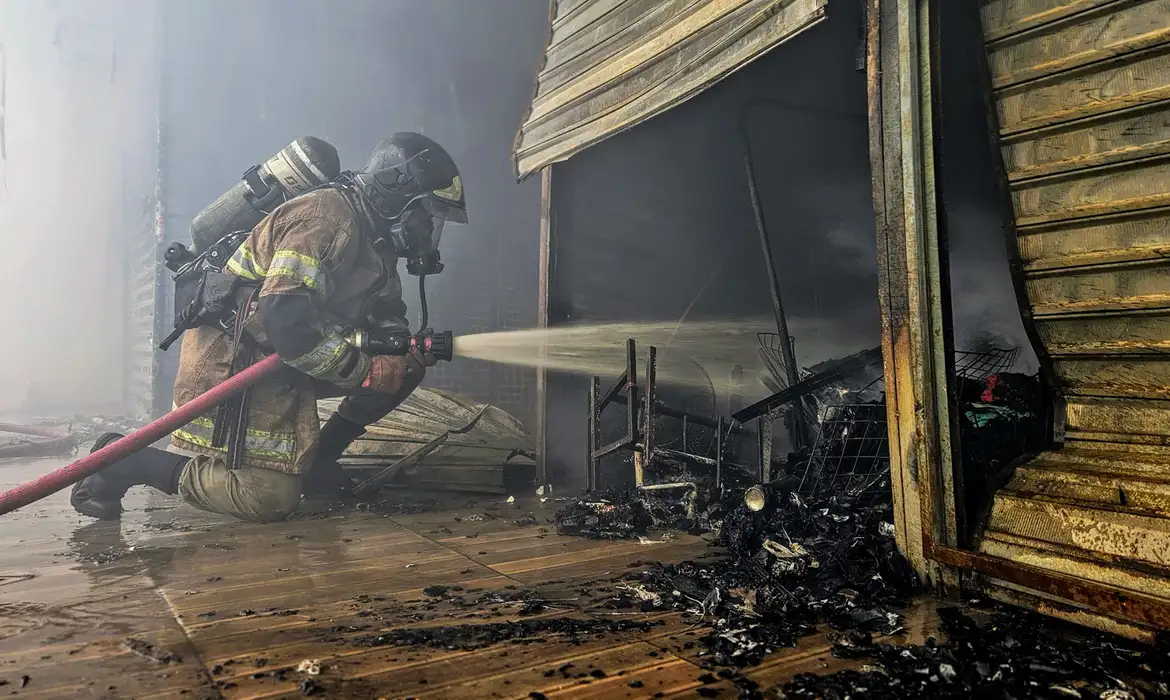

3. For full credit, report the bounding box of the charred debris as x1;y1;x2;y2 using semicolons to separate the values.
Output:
546;337;1163;697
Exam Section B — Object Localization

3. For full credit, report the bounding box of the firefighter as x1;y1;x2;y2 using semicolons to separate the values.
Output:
70;133;467;522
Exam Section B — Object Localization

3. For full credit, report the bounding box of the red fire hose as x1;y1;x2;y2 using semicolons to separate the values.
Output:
0;354;284;517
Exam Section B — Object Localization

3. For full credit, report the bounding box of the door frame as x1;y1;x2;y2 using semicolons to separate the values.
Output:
869;0;1170;633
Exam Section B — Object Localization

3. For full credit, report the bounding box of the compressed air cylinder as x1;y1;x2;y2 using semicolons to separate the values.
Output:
188;137;341;254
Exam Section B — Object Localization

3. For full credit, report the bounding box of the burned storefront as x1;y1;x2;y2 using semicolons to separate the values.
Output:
515;0;1170;641
519;0;884;492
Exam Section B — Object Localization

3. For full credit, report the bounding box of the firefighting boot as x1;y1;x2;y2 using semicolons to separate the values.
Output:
303;415;366;496
70;433;187;520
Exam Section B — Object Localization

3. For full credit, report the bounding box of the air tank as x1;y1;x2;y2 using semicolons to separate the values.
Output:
188;137;341;254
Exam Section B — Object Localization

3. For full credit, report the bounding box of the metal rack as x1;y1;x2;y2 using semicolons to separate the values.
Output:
799;400;890;499
954;347;1020;381
586;338;727;492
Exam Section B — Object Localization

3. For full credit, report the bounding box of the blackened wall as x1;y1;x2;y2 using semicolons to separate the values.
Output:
157;0;547;423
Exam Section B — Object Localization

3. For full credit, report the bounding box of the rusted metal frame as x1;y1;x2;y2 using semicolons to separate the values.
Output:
929;543;1170;631
610;393;726;430
535;167;553;489
757;412;775;483
351;406;491;496
587;375;601;491
592;437;634;460
587;338;640;484
739;99;868;450
870;0;956;584
736;346;884;485
639;344;658;488
625;337;639;446
715;416;724;489
978;579;1155;643
868;0;913;567
912;0;961;553
734;346;883;422
601;370;630;408
922;0;967;547
893;0;962;585
589;338;728;490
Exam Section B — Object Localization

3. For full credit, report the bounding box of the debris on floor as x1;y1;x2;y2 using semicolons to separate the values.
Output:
539;343;1157;696
781;604;1170;699
322;389;537;496
123;637;182;665
350;616;665;652
607;488;918;667
296;659;321;676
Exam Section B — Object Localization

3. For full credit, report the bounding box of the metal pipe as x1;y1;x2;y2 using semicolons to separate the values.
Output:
608;393;731;431
738;99;870;449
744;476;802;512
740;112;805;449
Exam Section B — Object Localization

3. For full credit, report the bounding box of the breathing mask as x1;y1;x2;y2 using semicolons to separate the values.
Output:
349;132;467;277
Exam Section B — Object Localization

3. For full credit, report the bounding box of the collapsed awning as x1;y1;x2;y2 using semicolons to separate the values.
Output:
512;0;828;181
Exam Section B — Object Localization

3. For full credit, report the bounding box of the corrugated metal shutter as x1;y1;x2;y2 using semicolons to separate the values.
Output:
978;0;1170;620
512;0;828;180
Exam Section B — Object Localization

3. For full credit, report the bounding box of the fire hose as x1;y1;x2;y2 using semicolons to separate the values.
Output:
0;330;454;517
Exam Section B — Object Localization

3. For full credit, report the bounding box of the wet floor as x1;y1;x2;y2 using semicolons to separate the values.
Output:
0;457;947;699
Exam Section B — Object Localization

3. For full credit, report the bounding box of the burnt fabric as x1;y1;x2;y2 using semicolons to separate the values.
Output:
171;187;409;476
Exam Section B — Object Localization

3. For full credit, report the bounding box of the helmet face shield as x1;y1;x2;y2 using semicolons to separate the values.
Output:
426;174;467;224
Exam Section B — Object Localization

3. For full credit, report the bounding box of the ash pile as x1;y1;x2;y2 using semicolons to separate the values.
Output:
557;467;919;665
610;486;919;666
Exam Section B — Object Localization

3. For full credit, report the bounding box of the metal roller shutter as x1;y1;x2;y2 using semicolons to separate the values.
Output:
978;0;1170;626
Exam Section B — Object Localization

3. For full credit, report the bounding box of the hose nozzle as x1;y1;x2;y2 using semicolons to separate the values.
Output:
417;329;453;362
348;328;454;362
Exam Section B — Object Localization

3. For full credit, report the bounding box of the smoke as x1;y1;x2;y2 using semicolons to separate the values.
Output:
0;1;143;415
0;0;548;419
946;201;1038;372
0;0;1035;428
156;0;547;420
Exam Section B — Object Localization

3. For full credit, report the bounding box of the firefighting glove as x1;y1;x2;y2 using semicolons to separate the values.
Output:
361;348;427;394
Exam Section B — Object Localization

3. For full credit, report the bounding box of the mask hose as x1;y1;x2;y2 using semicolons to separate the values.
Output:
417;273;430;333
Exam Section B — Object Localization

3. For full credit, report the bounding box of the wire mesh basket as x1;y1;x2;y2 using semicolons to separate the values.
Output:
798;401;889;500
757;332;796;393
953;347;1019;381
758;337;1021;497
